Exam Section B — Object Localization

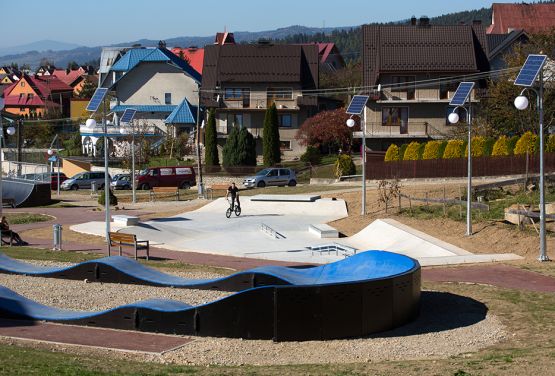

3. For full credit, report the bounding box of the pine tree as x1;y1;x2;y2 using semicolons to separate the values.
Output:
222;126;240;167
263;103;281;166
204;109;219;166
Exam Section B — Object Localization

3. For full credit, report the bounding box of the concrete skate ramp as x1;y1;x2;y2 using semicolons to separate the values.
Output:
0;251;421;341
2;179;51;207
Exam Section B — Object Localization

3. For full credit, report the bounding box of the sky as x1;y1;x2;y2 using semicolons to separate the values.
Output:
0;0;524;48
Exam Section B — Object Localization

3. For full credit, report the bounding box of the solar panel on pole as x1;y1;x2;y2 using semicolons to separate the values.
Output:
515;54;547;87
120;109;137;124
346;95;369;115
86;88;109;112
449;82;475;106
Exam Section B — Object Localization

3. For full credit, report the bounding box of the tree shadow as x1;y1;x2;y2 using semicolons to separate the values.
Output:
377;291;488;337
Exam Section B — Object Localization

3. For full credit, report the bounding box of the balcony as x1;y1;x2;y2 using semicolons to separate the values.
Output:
353;122;445;139
79;124;162;137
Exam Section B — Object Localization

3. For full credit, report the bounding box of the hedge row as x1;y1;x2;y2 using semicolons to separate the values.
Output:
385;132;550;162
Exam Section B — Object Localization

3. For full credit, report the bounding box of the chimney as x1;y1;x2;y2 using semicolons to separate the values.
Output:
158;40;167;49
410;16;417;26
419;16;430;27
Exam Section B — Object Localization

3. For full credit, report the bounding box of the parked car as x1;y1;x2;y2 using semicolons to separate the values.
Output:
39;172;68;190
60;171;111;191
110;174;132;190
136;166;196;190
243;168;297;188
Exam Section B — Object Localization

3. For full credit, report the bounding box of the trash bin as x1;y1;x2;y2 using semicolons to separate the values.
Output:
91;181;97;193
53;224;62;251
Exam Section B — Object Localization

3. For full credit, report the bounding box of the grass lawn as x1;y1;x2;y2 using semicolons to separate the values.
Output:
4;213;52;225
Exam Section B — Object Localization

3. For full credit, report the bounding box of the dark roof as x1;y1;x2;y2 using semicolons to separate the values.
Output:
487;29;529;60
362;24;490;86
201;44;318;105
487;3;555;34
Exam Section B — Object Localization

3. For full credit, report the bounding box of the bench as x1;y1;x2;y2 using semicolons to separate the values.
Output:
112;215;139;226
108;232;149;260
308;224;339;238
206;184;230;199
149;186;179;201
2;198;16;208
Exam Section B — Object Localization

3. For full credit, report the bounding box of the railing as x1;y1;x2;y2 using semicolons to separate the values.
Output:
79;124;163;136
260;223;286;239
1;161;48;182
354;122;437;138
307;243;358;258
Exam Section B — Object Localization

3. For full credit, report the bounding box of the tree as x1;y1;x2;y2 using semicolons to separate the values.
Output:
39;58;55;67
263;103;281;166
204;109;219;166
223;127;257;167
77;79;97;99
296;107;356;153
222;126;240;167
67;61;79;70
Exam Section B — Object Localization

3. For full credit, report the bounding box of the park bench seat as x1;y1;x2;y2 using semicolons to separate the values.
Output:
149;186;179;201
108;232;149;260
206;184;229;199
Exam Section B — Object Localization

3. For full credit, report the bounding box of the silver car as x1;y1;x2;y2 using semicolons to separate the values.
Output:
110;174;132;190
243;168;297;188
61;171;110;190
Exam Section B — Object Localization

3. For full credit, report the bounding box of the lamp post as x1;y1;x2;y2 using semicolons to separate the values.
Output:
346;111;367;215
119;124;136;204
47;149;61;196
448;106;473;236
0;98;16;237
514;74;548;261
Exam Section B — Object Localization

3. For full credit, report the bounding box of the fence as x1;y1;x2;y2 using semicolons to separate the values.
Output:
365;153;555;180
1;161;49;182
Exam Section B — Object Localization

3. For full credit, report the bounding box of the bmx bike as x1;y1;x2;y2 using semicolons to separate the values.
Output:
226;197;241;218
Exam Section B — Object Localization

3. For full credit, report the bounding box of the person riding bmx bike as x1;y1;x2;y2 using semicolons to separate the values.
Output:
225;182;241;218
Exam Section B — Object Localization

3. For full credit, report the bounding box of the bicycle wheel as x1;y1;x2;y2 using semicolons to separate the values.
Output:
235;206;241;216
226;208;232;218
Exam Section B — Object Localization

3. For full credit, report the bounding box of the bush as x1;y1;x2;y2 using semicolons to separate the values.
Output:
384;144;400;162
443;140;464;159
547;134;555;152
399;144;408;161
464;136;486;157
507;135;519;155
417;142;426;159
403;141;420;161
437;141;448;159
98;190;118;206
301;146;322;165
492;136;510;156
483;137;496;157
422;141;441;160
514;131;538;155
334;154;356;178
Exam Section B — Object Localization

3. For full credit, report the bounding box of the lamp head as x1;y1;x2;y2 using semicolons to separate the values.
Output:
120;127;129;135
514;95;529;110
85;118;97;128
6;126;15;135
47;149;54;156
346;118;356;128
448;112;460;124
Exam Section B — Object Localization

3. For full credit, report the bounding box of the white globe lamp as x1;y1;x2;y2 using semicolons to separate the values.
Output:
6;127;15;136
85;118;97;128
47;149;54;156
514;95;529;111
448;112;460;124
120;127;129;135
346;118;356;128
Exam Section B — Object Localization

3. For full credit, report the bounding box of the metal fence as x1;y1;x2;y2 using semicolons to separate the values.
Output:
1;161;49;182
365;153;555;180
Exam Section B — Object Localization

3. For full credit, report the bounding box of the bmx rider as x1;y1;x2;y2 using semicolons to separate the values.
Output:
226;182;240;210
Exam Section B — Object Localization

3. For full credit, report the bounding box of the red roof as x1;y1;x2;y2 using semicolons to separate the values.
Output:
487;3;555;34
170;47;204;74
34;75;73;92
214;32;235;45
52;69;85;86
2;74;69;108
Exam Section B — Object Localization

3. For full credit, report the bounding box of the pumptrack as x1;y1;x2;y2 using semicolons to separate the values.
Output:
0;251;421;341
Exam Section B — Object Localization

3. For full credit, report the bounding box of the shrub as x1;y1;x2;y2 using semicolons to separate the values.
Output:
417;142;426;159
384;144;400;162
492;136;510;156
464;136;486;157
507;135;519;155
443;140;465;159
334;154;356;178
437;141;448;159
301;146;322;165
204;109;219;166
422;141;441;160
403;141;420;161
399;144;408;161
514;131;538;155
483;137;496;157
98;189;118;206
262;103;281;166
547;134;555;152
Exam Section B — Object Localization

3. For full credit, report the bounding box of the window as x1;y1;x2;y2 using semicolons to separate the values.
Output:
439;81;458;100
278;114;292;128
267;87;293;100
224;88;250;107
279;169;290;176
382;107;409;133
392;76;415;100
226;113;244;133
280;141;292;150
165;93;171;105
20;81;25;87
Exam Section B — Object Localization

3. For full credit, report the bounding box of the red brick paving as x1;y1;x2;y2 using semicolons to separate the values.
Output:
0;319;192;353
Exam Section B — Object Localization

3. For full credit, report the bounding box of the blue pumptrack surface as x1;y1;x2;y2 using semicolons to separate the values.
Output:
0;251;421;341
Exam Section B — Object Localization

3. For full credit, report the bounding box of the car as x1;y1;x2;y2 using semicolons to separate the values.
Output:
110;174;132;190
40;172;68;190
136;166;196;190
60;171;111;191
243;168;297;188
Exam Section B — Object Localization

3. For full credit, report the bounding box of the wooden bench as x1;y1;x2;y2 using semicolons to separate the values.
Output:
149;186;179;201
206;184;230;199
108;232;149;260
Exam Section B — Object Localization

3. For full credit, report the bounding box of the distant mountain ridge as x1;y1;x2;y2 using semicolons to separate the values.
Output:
0;39;82;57
0;7;492;69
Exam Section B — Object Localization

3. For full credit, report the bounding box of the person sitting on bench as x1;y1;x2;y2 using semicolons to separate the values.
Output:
1;216;28;246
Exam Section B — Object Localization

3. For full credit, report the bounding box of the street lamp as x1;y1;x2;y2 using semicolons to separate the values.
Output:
0;98;16;238
448;105;473;236
119;125;136;204
47;148;61;196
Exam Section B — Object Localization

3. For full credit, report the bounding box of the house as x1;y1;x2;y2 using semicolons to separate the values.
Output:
487;29;529;70
200;41;319;158
362;18;490;150
170;46;204;75
306;43;345;73
36;65;56;76
487;3;555;35
2;74;73;118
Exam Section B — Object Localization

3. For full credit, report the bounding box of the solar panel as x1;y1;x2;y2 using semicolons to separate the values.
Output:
86;88;109;112
120;109;137;124
449;82;475;106
515;54;547;87
346;95;369;115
